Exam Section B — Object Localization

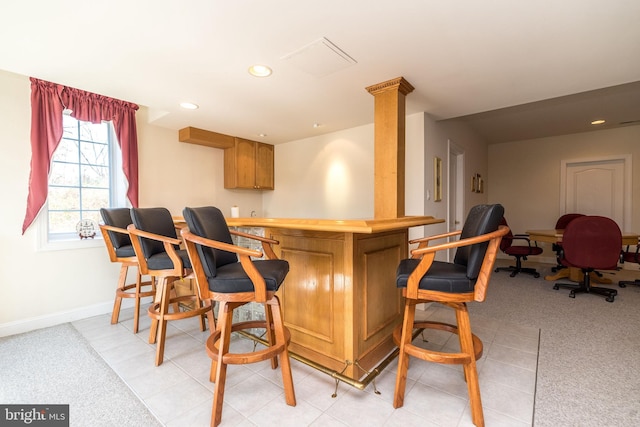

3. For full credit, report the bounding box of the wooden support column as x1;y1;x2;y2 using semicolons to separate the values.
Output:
366;77;414;219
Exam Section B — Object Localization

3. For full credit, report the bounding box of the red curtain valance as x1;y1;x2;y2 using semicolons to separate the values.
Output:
22;78;139;234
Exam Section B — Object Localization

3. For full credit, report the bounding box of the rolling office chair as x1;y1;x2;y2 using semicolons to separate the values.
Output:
494;217;543;278
619;239;640;288
181;206;295;427
553;216;621;302
99;208;155;333
551;213;585;272
128;207;214;365
393;204;509;427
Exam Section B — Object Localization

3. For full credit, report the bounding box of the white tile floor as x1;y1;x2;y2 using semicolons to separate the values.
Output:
72;304;538;426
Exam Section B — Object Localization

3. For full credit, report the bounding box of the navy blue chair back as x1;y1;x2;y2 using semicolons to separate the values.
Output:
130;207;178;259
182;206;238;279
454;204;505;279
100;208;132;249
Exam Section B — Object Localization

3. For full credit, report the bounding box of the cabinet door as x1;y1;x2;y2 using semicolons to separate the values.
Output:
224;138;256;189
255;142;274;189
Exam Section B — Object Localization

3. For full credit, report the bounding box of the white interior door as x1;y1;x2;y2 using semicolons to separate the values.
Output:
561;155;631;230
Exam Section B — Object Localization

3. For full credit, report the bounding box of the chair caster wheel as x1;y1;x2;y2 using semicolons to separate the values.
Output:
611;290;618;296
569;291;576;298
553;284;559;290
494;268;499;273
533;273;540;278
606;296;615;303
619;283;626;288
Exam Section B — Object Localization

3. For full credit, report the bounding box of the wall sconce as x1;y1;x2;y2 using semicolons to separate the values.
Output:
471;173;484;193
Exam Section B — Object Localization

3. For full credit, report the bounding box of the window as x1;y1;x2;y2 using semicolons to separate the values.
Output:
46;114;127;242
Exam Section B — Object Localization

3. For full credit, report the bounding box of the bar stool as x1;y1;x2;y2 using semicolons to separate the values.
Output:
99;208;155;333
393;204;508;427
181;206;295;427
128;207;214;366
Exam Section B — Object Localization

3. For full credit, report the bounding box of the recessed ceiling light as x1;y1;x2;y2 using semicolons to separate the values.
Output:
180;102;199;110
248;65;272;77
591;119;606;125
313;123;322;128
258;133;267;137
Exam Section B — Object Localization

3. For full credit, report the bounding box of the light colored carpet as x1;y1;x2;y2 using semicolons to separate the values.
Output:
472;260;640;427
0;323;161;426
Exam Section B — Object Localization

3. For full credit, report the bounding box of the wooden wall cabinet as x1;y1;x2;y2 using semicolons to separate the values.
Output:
224;137;274;190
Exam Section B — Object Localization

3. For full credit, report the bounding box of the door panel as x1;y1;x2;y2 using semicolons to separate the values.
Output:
563;157;628;230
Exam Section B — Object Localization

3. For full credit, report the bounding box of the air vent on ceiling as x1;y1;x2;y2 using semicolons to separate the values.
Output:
280;37;357;78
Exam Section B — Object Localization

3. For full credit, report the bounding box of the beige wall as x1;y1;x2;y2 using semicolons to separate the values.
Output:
265;112;490;251
488;125;640;261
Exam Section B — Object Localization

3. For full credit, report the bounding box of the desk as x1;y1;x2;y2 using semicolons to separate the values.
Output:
527;229;639;282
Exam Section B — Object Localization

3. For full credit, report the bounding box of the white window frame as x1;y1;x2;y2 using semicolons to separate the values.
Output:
37;116;129;251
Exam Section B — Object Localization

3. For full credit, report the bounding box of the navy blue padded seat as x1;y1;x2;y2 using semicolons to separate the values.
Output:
396;204;505;294
100;208;136;258
130;207;192;271
183;206;288;294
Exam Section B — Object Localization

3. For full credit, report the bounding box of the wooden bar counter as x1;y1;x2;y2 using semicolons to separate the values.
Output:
225;216;443;382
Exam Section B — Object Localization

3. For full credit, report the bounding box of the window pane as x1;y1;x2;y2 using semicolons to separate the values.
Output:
79;121;108;143
49;162;79;186
81;164;109;187
82;210;102;225
49;210;80;234
82;188;109;210
80;140;108;166
53;138;79;163
46;116;124;241
62;114;78;138
48;187;80;210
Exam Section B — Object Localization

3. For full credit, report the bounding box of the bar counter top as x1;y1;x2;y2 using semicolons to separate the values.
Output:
172;213;443;382
221;215;444;233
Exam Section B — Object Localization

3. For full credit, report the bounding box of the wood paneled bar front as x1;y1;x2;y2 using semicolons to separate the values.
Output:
223;216;444;385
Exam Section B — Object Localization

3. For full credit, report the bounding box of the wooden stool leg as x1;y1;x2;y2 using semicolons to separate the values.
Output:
264;302;278;369
205;301;216;334
148;277;164;344
393;300;417;409
269;296;295;406
155;277;172;366
211;301;233;427
133;271;143;333
456;303;484;427
111;264;129;325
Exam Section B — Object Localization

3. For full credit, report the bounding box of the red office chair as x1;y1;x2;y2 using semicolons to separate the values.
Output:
494;217;543;278
619;239;640;288
551;213;585;272
553;216;621;302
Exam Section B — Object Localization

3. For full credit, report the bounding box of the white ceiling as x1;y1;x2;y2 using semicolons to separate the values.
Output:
1;0;639;144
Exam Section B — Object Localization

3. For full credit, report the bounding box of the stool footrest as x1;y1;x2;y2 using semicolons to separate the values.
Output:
147;295;212;321
206;320;292;365
115;280;155;298
393;320;483;363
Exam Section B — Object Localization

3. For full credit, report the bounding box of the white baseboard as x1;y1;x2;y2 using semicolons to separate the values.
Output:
0;299;134;338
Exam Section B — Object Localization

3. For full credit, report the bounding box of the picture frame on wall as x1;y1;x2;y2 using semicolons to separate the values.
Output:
434;157;442;202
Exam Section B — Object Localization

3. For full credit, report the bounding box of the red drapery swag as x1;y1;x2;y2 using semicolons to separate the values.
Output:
22;77;139;234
